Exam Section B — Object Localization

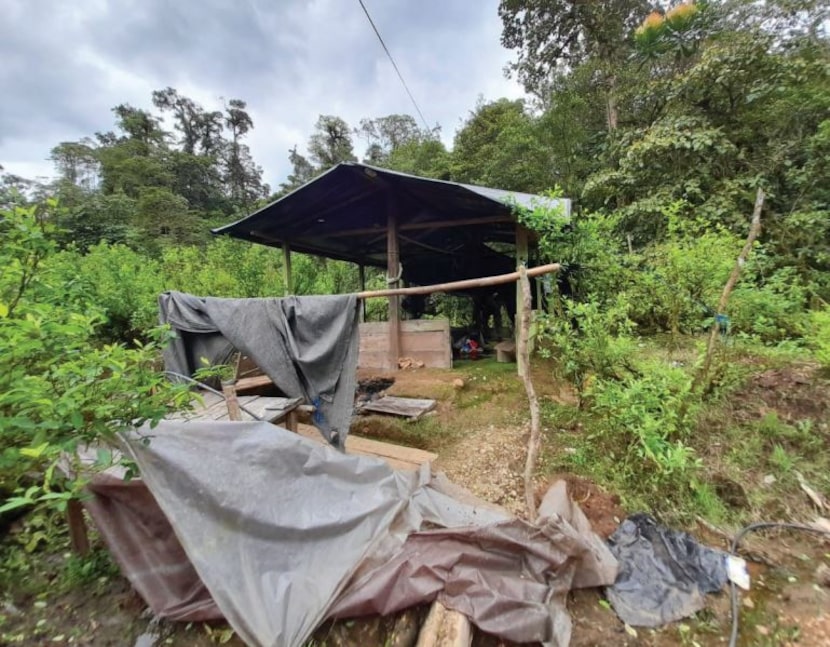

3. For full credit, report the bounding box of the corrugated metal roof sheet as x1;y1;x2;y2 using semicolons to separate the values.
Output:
213;162;570;268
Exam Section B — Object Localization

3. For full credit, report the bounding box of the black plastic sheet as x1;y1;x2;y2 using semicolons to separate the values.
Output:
606;513;729;627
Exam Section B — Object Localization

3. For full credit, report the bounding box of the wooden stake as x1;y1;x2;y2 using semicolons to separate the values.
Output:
356;263;561;299
518;266;542;520
694;188;765;393
221;380;243;421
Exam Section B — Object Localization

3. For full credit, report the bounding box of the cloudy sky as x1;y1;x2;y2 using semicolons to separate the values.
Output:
0;0;525;189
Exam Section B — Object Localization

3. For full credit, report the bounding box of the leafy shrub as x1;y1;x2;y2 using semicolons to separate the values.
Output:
0;204;191;512
535;295;637;403
730;267;809;342
807;308;830;368
48;243;164;342
589;361;699;475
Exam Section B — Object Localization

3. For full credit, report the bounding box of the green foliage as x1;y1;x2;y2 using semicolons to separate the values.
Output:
535;296;637;402
0;204;191;511
589;362;699;475
730;266;809;342
806;308;830;367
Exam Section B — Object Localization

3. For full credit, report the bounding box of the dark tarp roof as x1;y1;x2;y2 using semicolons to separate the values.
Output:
213;163;570;277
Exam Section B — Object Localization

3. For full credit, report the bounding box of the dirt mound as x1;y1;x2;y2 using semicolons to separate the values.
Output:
537;474;626;539
735;364;829;423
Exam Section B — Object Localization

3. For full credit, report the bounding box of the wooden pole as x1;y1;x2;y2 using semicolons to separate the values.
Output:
221;380;243;421
355;263;561;299
66;499;90;555
515;225;529;376
282;243;293;296
358;264;366;323
518;266;542;520
387;201;401;371
694;188;765;393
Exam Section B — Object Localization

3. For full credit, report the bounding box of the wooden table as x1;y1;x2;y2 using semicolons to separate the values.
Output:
169;390;304;432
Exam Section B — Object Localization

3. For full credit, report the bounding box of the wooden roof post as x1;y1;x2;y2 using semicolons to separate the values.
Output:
358;263;366;323
282;242;293;296
515;224;529;377
387;198;401;371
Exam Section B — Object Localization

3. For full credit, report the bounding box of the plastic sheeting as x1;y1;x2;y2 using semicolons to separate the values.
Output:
96;420;620;647
158;291;359;447
606;513;729;627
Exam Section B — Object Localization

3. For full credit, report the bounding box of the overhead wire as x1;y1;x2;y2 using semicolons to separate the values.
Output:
356;0;431;132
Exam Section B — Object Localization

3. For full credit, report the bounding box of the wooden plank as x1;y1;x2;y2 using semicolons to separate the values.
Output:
361;319;450;334
235;374;274;392
295;424;436;469
359;318;452;370
361;396;437;419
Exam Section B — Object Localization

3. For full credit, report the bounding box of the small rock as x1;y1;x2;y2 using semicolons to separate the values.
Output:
2;601;22;617
452;378;465;390
742;596;755;609
762;474;777;486
816;563;830;588
757;625;769;636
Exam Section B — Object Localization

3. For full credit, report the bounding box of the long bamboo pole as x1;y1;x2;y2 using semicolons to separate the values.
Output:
356;263;560;299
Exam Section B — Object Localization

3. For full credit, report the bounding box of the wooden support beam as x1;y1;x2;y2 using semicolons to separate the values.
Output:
282;243;293;296
387;201;401;371
356;263;560;299
358;264;366;323
327;215;514;237
515;224;530;377
399;234;456;256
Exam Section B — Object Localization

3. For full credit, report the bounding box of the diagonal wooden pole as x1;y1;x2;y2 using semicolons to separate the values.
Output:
694;188;765;394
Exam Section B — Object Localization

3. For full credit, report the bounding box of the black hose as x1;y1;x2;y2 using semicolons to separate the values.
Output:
163;371;265;421
728;522;830;647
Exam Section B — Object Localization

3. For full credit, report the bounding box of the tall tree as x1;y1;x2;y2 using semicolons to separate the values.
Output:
152;87;207;154
499;0;650;129
222;99;267;207
451;98;548;191
279;146;317;194
307;115;357;168
357;114;430;164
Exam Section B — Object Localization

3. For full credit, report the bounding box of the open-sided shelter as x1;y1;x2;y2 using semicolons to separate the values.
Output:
213;162;570;370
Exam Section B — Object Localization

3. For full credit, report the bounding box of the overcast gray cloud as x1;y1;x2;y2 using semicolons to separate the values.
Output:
0;0;524;187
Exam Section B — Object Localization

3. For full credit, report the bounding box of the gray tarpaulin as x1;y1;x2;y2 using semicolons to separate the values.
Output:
158;291;359;447
98;420;619;647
